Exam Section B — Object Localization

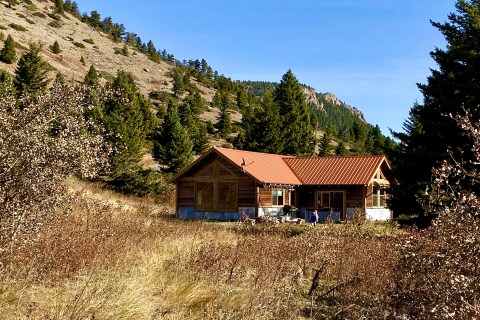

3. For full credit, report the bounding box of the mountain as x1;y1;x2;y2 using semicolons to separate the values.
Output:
0;0;392;159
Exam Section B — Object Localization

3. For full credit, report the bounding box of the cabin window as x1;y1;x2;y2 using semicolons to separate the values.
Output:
317;191;344;211
372;183;386;207
271;189;284;206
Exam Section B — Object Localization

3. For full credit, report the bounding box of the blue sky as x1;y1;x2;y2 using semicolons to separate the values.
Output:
75;0;455;136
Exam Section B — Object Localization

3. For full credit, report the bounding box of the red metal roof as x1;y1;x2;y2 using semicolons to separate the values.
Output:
213;147;302;185
173;147;389;186
284;155;386;185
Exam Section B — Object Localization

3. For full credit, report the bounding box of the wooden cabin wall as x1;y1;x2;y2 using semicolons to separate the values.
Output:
176;153;256;212
258;189;272;207
238;181;256;207
258;188;290;207
346;185;365;208
178;180;195;206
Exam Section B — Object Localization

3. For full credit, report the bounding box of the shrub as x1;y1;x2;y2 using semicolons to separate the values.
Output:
26;3;36;11
390;110;480;319
48;20;62;28
83;38;94;44
50;40;61;54
107;169;174;197
0;82;110;246
32;12;46;18
9;23;27;31
25;18;35;25
114;44;129;56
73;41;85;48
48;13;61;21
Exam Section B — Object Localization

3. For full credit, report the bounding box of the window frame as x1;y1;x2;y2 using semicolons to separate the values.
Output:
372;183;386;208
271;189;285;206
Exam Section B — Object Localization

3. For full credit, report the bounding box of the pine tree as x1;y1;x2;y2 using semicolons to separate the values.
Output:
274;69;315;156
146;40;161;62
318;133;331;156
215;90;232;137
153;102;193;173
50;40;61;54
89;11;101;29
391;1;480;216
179;94;209;154
14;43;48;97
335;141;347;156
84;65;99;87
54;71;65;86
101;71;155;176
172;67;184;98
54;0;64;14
0;69;14;93
255;92;284;153
236;89;248;111
0;34;16;64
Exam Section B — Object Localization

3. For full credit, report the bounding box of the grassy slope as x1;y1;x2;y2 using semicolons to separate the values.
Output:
0;178;402;319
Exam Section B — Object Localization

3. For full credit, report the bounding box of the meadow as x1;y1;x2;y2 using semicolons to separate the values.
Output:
0;179;406;319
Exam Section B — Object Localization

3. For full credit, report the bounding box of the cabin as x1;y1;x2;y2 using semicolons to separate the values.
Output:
171;147;394;222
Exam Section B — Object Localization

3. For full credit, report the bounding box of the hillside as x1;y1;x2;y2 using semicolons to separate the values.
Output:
0;0;219;102
0;0;368;128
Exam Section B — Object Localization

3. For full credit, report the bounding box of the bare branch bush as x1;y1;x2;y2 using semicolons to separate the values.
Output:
392;110;480;318
0;81;110;248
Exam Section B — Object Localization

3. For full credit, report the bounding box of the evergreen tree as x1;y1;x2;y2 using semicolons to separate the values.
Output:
236;89;248;111
318;133;332;156
54;71;65;86
101;71;155;176
50;40;61;54
153;102;193;174
179;94;209;154
14;43;48;97
335;141;347;156
172;67;184;98
89;11;101;29
64;0;73;13
391;1;480;216
54;0;64;14
215;90;232;137
352;120;367;149
0;69;14;93
274;69;315;156
84;65;99;87
146;40;161;62
255;92;284;153
0;34;16;64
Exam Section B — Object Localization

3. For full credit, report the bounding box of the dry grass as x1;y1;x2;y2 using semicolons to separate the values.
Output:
0;178;405;319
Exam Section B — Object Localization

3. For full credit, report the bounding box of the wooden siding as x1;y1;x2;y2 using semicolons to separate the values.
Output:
258;188;290;207
177;153;256;211
346;185;365;208
238;181;256;207
259;188;272;206
178;180;195;206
